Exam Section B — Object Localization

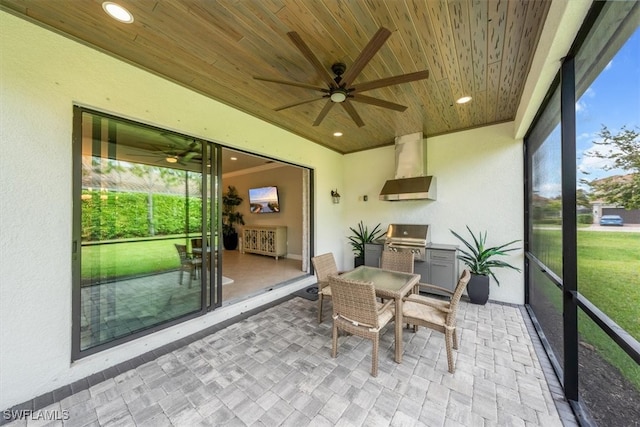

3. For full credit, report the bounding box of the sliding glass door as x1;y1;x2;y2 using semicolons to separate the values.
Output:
72;107;221;358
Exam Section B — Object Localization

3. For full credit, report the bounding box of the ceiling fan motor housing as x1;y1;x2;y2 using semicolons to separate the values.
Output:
331;62;347;77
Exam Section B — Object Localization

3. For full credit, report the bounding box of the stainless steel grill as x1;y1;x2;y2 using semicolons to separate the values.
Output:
383;224;430;262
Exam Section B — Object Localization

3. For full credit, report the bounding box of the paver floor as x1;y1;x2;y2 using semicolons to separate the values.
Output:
6;297;573;426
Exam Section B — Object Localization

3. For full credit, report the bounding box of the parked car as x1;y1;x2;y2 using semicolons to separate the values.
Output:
599;215;624;226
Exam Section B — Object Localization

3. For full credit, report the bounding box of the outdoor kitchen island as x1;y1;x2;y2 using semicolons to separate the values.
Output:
365;241;459;295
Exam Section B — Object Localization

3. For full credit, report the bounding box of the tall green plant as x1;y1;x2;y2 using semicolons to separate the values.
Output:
222;186;245;236
450;226;521;285
348;221;384;259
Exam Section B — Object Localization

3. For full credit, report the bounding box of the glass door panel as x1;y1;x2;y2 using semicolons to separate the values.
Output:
77;110;207;351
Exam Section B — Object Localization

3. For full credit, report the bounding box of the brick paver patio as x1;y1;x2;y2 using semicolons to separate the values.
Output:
4;296;576;426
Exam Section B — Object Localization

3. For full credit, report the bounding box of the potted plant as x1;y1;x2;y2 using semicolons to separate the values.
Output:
450;226;521;305
348;221;384;267
222;185;245;250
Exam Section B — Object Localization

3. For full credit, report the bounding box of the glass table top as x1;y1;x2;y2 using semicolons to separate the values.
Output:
340;266;418;293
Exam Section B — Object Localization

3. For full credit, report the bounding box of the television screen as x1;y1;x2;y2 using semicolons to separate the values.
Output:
248;186;280;213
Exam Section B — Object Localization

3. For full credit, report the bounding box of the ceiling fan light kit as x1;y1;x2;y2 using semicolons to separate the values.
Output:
330;89;347;103
254;27;429;128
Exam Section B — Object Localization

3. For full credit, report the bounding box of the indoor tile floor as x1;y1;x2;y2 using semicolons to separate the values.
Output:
6;296;577;426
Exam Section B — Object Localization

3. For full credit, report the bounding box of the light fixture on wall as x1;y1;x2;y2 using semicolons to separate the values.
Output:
331;189;341;204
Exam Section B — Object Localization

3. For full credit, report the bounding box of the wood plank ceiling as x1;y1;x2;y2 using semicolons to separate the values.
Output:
1;0;550;154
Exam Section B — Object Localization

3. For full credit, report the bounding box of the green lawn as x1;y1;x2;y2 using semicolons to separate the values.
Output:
577;231;640;338
532;228;640;391
81;237;187;280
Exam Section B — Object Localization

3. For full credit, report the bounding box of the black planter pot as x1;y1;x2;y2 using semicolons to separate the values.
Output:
354;256;365;267
467;274;490;305
223;231;238;250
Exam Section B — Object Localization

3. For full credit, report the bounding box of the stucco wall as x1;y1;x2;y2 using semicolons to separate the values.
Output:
342;122;525;305
0;12;341;410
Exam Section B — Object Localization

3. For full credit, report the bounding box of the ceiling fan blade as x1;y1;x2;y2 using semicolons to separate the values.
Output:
341;102;365;127
275;97;326;111
354;70;430;92
350;94;407;112
180;151;199;162
287;32;336;88
312;100;335;126
253;76;327;92
341;27;392;87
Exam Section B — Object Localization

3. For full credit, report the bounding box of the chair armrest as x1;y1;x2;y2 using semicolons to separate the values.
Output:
317;280;330;290
377;299;394;315
405;295;452;313
416;282;454;296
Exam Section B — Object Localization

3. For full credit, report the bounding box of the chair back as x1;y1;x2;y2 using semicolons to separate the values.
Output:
191;238;203;249
329;275;379;328
311;253;338;281
380;250;414;273
447;269;472;325
175;244;189;262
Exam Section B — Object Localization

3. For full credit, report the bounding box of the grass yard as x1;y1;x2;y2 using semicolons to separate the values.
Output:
532;229;639;339
81;237;187;280
577;230;640;340
532;228;640;391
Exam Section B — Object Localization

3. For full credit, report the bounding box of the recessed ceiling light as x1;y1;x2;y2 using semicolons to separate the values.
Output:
456;96;472;104
230;157;237;161
333;132;343;137
102;2;134;23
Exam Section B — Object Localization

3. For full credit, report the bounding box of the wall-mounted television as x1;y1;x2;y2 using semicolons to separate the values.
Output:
248;186;280;213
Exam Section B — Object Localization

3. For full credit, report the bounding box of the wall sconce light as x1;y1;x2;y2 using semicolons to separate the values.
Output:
331;189;341;204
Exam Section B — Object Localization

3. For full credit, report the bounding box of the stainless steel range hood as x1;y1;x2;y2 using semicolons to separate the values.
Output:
379;132;437;201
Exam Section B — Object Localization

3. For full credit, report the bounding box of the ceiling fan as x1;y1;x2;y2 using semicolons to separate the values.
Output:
134;133;202;165
254;27;429;127
157;135;201;165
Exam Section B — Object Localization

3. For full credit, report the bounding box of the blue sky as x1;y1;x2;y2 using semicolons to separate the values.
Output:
534;27;639;199
576;27;640;183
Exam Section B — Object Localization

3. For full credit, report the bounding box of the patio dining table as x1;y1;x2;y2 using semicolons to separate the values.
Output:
339;265;420;363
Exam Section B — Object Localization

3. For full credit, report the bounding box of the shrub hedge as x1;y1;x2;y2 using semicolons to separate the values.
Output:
81;190;203;241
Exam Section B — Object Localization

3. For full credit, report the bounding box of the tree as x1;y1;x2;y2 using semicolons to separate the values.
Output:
584;126;640;209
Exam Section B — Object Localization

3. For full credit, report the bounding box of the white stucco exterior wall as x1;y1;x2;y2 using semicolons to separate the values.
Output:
0;12;343;410
342;122;525;304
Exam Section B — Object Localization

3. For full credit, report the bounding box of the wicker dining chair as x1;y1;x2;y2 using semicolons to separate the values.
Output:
380;250;415;274
311;253;339;323
402;269;471;373
175;244;202;288
191;238;203;262
379;250;414;303
329;275;394;377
